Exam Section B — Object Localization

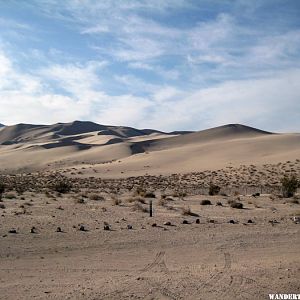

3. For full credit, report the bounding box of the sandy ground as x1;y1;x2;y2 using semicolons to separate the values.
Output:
0;189;299;300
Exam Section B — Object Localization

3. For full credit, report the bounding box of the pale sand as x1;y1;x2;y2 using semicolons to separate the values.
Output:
0;191;299;299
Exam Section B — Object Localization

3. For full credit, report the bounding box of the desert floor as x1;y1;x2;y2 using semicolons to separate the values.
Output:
0;186;299;300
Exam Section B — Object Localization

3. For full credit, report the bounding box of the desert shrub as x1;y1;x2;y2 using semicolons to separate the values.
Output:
0;182;6;195
132;202;148;213
181;206;191;215
253;201;261;208
158;198;167;206
89;193;105;201
252;192;260;197
145;191;156;198
45;190;53;198
112;197;122;206
230;201;243;209
15;184;26;195
178;191;187;198
216;201;223;206
0;203;5;209
135;186;146;197
52;179;72;193
181;206;199;217
127;197;145;204
227;199;235;205
76;198;85;204
200;199;212;205
126;197;136;203
173;191;187;198
281;175;299;198
287;199;299;204
209;184;220;196
136;197;146;204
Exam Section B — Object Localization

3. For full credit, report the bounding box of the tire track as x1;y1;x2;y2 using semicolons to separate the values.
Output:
141;250;169;273
198;252;232;290
104;250;173;299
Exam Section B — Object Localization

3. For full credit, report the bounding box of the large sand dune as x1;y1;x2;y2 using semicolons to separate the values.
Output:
0;121;299;176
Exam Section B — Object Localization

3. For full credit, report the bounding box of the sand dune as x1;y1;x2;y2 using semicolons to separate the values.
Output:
0;121;299;176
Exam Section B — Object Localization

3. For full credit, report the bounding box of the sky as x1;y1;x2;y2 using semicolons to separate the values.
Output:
0;0;300;132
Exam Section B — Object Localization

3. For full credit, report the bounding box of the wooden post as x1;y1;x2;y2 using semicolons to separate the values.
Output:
149;200;153;217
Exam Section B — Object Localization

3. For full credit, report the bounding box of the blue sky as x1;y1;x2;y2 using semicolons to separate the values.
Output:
0;0;300;132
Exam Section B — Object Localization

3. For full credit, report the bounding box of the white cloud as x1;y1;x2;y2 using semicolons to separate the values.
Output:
40;60;107;97
144;69;300;132
128;62;180;80
81;25;109;34
0;46;299;132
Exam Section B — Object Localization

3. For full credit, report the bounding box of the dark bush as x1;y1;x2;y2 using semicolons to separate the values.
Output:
281;175;299;198
0;182;5;194
145;191;156;198
209;184;220;196
252;192;260;197
200;199;212;205
287;199;299;204
52;180;72;193
230;201;243;209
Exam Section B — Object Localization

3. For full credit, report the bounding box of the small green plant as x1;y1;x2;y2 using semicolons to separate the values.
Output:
209;184;220;196
281;175;299;198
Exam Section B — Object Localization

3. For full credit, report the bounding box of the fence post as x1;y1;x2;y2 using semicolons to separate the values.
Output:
149;200;153;217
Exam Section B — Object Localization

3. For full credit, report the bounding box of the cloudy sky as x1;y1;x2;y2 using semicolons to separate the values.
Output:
0;0;300;132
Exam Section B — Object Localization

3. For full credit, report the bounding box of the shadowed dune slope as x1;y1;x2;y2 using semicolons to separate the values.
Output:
0;121;167;145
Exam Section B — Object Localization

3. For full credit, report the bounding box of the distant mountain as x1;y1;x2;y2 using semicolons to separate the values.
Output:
0;123;4;128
